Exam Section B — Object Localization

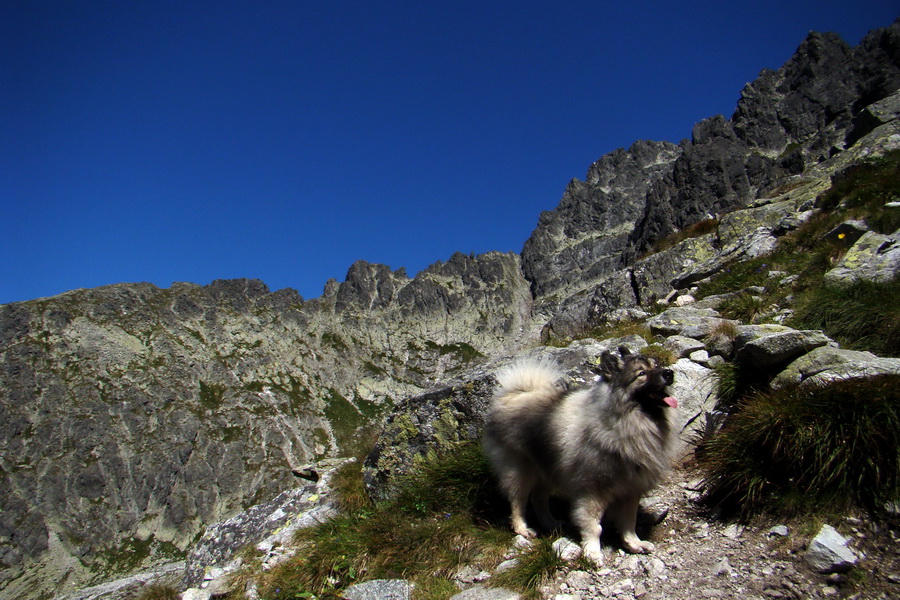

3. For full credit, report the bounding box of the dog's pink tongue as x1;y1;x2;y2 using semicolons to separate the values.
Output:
664;396;678;408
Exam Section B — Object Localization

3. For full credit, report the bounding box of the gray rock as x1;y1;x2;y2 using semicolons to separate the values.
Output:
846;89;900;146
689;349;711;364
822;220;868;245
671;228;778;289
805;525;859;573
665;335;707;358
565;570;594;589
553;537;583;561
771;346;900;388
521;140;683;299
734;324;795;348
450;584;522;600
734;329;834;369
646;307;726;337
343;579;412;600
768;525;790;537
645;557;667;578
712;556;734;576
670;359;718;452
824;229;900;286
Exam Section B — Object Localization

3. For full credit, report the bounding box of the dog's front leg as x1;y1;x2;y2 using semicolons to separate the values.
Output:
609;496;655;554
572;495;607;565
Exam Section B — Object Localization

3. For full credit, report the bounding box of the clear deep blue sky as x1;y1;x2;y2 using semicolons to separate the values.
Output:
3;1;898;304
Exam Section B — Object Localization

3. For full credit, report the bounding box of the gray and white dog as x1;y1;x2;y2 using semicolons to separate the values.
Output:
483;348;678;564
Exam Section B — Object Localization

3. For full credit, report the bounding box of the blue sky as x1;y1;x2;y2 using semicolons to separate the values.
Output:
3;1;898;304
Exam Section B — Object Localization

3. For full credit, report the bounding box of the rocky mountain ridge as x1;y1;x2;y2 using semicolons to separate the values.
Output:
1;18;899;600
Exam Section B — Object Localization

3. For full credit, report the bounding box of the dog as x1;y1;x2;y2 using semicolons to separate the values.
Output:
482;347;678;564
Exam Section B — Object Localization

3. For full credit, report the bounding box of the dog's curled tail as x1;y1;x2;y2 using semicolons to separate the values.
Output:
495;359;564;397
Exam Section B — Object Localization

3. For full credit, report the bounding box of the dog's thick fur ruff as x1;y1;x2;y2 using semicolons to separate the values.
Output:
483;348;677;564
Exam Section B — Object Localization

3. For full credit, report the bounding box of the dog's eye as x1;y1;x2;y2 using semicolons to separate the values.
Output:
638;370;646;377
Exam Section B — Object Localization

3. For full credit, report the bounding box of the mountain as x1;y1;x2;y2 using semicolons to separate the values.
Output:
1;19;899;600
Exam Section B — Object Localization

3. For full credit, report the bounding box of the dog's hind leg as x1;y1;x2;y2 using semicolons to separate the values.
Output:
502;469;538;538
608;496;655;554
572;494;608;565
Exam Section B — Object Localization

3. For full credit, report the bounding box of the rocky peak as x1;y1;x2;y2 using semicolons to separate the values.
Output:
522;20;900;286
521;140;682;299
334;260;409;312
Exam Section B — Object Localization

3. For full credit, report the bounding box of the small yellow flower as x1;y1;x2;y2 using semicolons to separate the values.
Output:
838;232;846;240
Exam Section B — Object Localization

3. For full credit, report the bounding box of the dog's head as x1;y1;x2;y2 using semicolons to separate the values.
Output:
597;346;677;409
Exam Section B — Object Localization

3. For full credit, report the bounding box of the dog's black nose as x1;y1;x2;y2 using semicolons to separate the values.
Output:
662;369;674;385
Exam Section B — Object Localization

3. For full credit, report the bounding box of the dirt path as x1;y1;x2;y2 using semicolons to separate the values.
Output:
533;462;899;600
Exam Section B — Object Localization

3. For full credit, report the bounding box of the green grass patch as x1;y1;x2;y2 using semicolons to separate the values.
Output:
699;374;900;517
718;291;769;324
816;149;900;234
710;361;761;411
253;443;511;600
791;277;900;357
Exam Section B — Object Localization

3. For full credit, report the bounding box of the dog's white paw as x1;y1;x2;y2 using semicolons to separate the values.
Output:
623;538;655;554
514;526;538;539
581;540;604;566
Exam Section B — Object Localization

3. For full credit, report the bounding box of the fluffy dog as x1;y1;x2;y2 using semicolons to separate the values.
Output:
482;347;678;564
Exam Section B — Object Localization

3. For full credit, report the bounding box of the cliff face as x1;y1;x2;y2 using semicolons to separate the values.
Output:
2;19;900;600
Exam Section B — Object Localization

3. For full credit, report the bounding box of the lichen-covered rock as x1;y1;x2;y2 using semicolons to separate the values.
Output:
771;346;900;388
824;229;900;285
646;307;729;337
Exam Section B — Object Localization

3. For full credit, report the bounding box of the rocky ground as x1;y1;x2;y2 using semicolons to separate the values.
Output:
520;460;900;600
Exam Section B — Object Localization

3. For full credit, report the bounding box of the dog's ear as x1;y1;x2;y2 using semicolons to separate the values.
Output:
618;345;632;357
599;350;624;379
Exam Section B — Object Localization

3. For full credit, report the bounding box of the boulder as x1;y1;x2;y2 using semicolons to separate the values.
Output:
182;459;347;587
805;525;859;573
824;229;900;286
734;329;834;369
670;359;718;452
664;335;707;358
771;346;900;388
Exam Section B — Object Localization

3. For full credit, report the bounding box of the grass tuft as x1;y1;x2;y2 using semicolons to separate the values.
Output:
699;374;900;517
791;277;900;357
491;536;566;599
